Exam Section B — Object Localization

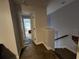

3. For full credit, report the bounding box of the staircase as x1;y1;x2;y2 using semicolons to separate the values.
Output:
20;42;60;59
34;43;59;59
55;48;76;59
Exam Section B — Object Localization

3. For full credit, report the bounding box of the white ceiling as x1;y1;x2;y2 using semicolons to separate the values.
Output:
47;0;75;14
20;0;50;16
16;0;76;15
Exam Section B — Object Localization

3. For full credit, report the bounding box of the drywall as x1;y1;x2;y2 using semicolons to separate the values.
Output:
21;1;55;50
48;0;79;37
21;4;33;16
0;0;19;59
48;0;79;58
32;3;55;50
9;0;25;55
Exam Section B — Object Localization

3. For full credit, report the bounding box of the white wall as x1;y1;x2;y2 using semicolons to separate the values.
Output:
48;0;79;37
21;2;55;50
48;0;79;58
32;3;55;50
21;4;33;16
0;0;19;59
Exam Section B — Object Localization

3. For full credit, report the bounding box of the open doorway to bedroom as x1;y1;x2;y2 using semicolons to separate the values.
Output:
22;16;32;46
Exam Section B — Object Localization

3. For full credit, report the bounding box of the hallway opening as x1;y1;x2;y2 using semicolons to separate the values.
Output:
22;16;32;46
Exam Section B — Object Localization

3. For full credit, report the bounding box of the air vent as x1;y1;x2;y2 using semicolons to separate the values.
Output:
61;1;66;4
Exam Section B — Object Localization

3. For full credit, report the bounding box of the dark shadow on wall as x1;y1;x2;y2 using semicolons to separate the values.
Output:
0;44;16;59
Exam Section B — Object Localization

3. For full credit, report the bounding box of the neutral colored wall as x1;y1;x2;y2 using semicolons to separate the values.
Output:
48;0;79;58
21;2;55;50
9;0;24;55
32;3;55;50
21;4;33;16
48;0;79;37
0;0;19;59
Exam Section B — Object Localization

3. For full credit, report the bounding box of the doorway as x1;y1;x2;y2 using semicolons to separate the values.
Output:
23;16;32;46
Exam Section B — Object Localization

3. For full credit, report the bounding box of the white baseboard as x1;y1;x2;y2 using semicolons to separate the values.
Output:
34;41;54;51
